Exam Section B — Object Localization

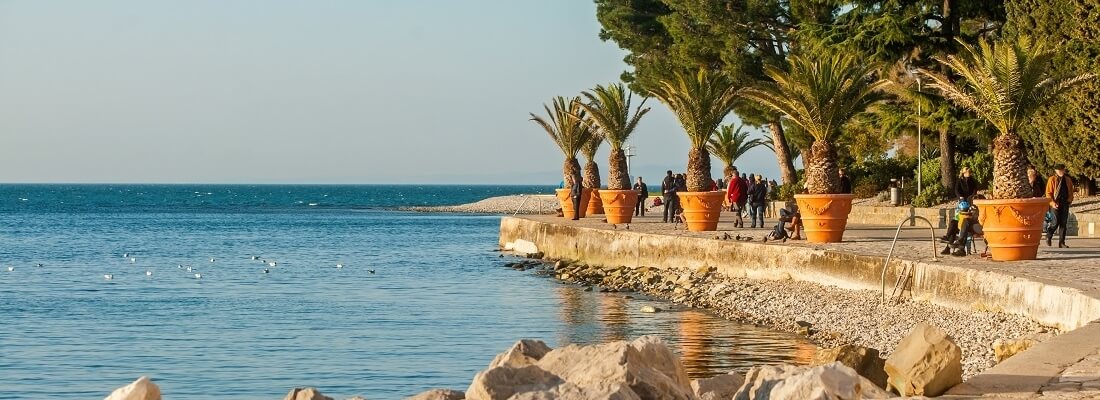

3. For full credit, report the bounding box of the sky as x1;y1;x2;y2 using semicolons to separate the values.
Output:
0;0;782;184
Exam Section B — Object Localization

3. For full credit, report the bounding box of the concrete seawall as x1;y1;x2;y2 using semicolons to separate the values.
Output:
499;216;1100;331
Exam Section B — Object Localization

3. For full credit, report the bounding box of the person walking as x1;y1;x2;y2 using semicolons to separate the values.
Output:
955;167;978;200
726;167;746;227
568;174;582;221
838;169;853;194
1027;166;1044;198
748;175;768;228
633;176;649;217
1045;164;1075;248
661;170;677;223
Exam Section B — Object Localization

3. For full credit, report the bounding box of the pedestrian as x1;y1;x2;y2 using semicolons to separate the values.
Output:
726;167;746;227
1045;164;1075;248
661;170;677;223
955;167;978;200
1027;166;1044;198
633;176;649;217
568;174;582;221
749;175;768;228
839;168;852;194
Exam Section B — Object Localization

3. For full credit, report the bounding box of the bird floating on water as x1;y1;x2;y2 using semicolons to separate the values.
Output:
194;273;202;279
263;269;270;274
186;266;193;272
268;261;277;267
35;263;44;268
145;270;153;276
123;253;129;258
210;258;216;263
178;264;183;269
130;257;136;264
7;266;14;272
336;264;344;269
104;274;114;280
251;256;260;260
367;269;376;274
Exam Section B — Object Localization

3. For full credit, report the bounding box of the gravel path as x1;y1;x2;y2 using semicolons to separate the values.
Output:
512;260;1053;379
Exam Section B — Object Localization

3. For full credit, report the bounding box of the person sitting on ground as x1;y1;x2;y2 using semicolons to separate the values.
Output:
943;198;983;256
769;202;802;241
940;197;966;244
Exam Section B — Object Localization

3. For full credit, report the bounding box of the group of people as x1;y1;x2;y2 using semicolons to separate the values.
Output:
723;167;777;229
939;164;1077;256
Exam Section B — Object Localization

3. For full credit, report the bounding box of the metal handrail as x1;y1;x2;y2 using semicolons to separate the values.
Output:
512;194;557;216
880;215;939;305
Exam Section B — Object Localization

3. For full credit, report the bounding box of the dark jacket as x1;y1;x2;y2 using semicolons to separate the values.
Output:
839;176;852;194
570;181;582;199
634;182;649;199
748;182;768;204
661;176;676;199
955;176;977;199
1029;178;1045;198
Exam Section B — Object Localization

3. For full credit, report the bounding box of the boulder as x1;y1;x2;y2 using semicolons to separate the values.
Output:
811;345;888;389
691;372;745;400
465;365;563;400
104;376;161;400
734;363;890;400
488;339;553;369
406;388;465;400
536;336;693;400
512;240;538;255
284;387;334;400
992;338;1037;363
884;322;963;397
507;382;641;400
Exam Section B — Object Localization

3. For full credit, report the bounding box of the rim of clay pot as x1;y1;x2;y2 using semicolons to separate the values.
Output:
794;193;856;199
972;197;1048;206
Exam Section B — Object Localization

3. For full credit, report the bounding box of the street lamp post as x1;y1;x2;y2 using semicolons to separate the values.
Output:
916;76;923;196
625;144;636;181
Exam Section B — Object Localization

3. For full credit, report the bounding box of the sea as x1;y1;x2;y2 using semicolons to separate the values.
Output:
0;184;813;399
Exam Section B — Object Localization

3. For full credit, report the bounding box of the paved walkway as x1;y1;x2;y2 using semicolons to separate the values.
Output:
524;211;1100;398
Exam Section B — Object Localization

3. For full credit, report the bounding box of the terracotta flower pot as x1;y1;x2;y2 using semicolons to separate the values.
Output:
795;194;855;243
676;191;725;231
555;188;592;219
586;189;605;216
599;189;639;224
974;197;1048;261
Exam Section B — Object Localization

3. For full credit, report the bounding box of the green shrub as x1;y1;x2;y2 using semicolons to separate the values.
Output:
852;180;879;198
847;156;917;193
776;182;802;202
912;184;947;208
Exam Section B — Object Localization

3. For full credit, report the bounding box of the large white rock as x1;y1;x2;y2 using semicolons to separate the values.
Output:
465;365;563;400
512;239;538;255
406;388;465;400
488;339;553;369
734;363;890;400
885;322;963;397
535;336;694;400
692;372;745;400
283;387;334;400
104;376;161;400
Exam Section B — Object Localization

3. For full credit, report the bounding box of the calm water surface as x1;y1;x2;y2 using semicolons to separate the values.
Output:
0;185;813;399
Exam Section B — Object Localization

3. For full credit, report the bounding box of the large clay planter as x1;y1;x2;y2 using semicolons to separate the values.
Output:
599;189;639;224
586;189;605;216
676;191;725;231
555;188;593;219
974;197;1048;261
795;193;855;243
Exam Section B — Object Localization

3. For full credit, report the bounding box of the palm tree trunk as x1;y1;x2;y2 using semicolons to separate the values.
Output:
564;158;582;188
804;140;842;194
607;147;630;190
583;159;601;189
768;121;798;185
686;147;713;192
992;132;1032;199
939;127;957;192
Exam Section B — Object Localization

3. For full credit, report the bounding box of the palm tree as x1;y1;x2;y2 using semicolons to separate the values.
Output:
919;37;1094;199
708;124;767;180
530;96;593;188
651;69;740;192
742;53;890;194
580;131;605;189
579;83;650;190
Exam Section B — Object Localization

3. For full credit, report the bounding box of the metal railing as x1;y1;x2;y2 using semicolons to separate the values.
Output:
512;194;557;216
880;215;939;305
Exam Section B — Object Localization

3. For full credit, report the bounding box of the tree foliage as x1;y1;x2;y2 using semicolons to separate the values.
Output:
530;96;593;188
651;69;740;191
579;83;651;190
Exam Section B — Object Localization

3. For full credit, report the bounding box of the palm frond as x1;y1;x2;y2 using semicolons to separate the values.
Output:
578;83;650;150
530;96;593;158
707;124;766;168
650;69;740;148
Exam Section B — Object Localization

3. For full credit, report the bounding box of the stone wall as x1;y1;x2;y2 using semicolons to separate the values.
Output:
500;217;1100;331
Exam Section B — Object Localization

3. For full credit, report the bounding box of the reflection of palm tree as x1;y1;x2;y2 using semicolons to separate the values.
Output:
598;295;630;342
554;286;594;346
677;310;715;378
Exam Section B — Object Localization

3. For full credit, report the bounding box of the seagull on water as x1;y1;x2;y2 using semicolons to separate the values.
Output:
104;274;114;280
251;256;260;260
263;269;270;274
7;266;14;272
145;270;153;276
178;264;183;269
186;266;193;272
35;263;44;268
367;269;376;274
123;253;129;258
129;257;136;264
336;264;344;269
268;261;277;267
194;273;202;279
209;258;216;263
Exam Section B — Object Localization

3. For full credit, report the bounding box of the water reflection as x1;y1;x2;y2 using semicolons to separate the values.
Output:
554;285;815;378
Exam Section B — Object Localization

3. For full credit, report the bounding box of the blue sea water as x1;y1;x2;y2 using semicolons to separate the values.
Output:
0;185;812;399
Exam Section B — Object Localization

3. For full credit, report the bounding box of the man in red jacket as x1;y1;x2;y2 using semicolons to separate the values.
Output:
726;167;747;228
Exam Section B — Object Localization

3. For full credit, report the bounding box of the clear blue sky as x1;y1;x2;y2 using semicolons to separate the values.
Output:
0;0;781;184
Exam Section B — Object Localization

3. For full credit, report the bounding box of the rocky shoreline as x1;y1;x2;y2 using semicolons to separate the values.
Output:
402;195;559;215
502;256;1053;380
